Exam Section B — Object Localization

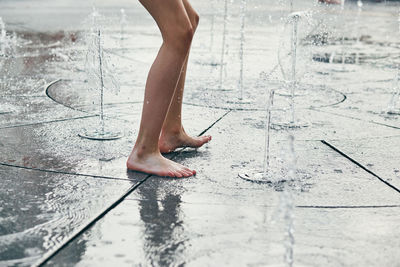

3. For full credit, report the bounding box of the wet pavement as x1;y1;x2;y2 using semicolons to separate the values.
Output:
1;0;400;266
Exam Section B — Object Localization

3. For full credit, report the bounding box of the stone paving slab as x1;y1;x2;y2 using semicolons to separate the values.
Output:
45;202;400;267
277;207;400;267
0;164;135;266
328;136;400;191
0;103;225;180
0;95;88;129
0;0;400;266
43;108;400;266
241;108;400;141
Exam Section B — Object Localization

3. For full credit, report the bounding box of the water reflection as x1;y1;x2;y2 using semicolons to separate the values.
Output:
137;178;187;266
0;30;127;267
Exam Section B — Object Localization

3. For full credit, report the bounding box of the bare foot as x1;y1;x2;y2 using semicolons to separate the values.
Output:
159;128;212;153
127;149;196;178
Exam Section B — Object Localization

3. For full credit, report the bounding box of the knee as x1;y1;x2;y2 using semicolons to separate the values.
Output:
165;24;194;53
191;12;200;31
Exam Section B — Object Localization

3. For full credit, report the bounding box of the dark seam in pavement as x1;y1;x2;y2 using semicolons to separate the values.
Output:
314;109;400;130
296;205;400;209
46;79;143;115
33;175;151;267
34;106;232;266
321;140;400;194
45;79;86;113
198;110;231;136
308;90;347;109
0;115;97;130
0;95;46;98
0;162;132;182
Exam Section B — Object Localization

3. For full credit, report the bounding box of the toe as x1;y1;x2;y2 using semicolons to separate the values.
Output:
200;135;211;143
182;166;193;173
170;167;183;178
166;171;175;177
179;170;190;177
174;170;183;178
182;169;193;177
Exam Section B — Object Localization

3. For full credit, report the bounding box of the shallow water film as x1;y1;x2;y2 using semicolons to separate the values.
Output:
1;0;400;266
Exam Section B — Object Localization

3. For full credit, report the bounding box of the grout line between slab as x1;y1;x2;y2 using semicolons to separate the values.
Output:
321;140;400;194
313;109;400;130
0;162;133;182
33;174;151;267
0;115;97;130
34;107;232;266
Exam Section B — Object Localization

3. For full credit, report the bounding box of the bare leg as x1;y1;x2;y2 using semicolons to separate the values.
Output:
127;0;196;177
159;0;212;153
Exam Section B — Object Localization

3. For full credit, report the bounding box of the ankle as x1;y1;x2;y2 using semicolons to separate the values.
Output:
161;126;183;137
131;143;159;159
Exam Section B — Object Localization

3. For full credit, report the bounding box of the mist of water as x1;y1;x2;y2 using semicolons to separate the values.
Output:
219;0;229;89
79;9;122;140
340;0;346;67
289;14;299;125
238;0;247;100
387;71;400;114
263;89;275;175
210;0;215;52
282;183;295;267
386;9;400;115
282;133;296;267
354;0;363;64
120;9;128;41
0;17;7;57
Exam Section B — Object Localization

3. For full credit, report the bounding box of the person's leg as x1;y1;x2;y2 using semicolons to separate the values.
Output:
127;0;196;177
159;0;212;153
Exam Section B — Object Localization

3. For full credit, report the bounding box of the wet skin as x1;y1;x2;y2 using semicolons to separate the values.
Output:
127;0;210;178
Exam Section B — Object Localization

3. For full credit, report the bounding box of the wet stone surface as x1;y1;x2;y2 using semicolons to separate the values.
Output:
1;0;400;266
0;165;135;266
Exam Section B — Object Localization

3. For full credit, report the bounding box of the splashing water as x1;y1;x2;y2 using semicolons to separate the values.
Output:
387;71;400;115
340;0;346;68
97;30;105;123
289;13;299;125
219;0;229;89
0;17;7;57
120;9;128;41
0;18;5;41
263;89;275;175
210;0;215;52
275;10;313;129
238;88;282;183
386;9;400;115
282;183;295;267
79;10;122;141
238;0;247;101
354;0;363;64
281;133;296;267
